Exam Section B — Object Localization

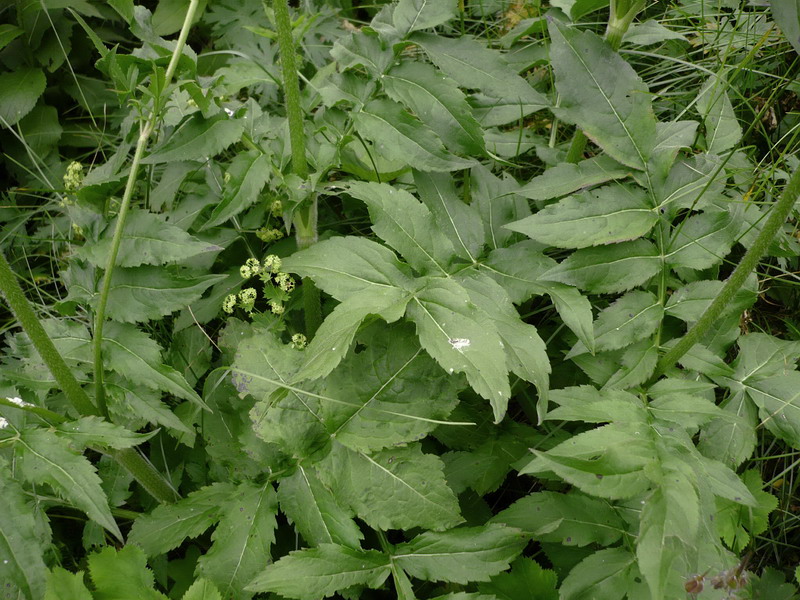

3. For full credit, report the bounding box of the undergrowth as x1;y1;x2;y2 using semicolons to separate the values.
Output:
1;1;800;599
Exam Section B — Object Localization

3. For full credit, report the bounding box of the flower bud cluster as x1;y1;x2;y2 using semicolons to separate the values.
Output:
63;161;84;192
222;255;295;316
256;227;284;243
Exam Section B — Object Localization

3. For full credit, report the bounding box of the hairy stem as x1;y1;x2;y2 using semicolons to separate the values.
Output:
272;0;322;337
0;253;179;503
652;165;800;380
92;0;202;417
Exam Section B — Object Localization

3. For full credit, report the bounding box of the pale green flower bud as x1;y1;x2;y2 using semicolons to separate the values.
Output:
222;294;237;314
291;333;307;349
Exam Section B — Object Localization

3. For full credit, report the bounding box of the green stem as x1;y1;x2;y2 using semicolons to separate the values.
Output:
271;0;322;338
0;252;97;418
564;0;644;163
92;0;202;418
0;253;179;504
651;165;800;380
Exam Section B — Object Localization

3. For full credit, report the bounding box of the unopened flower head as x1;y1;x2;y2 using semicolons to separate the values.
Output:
291;333;307;349
256;227;284;243
240;257;261;279
275;272;295;293
239;287;257;312
0;417;7;430
270;199;283;213
63;161;84;192
222;294;237;314
269;300;284;315
262;254;282;274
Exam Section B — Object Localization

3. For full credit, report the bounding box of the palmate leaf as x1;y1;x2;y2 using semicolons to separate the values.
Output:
141;114;244;164
406;277;510;421
548;19;656;170
319;324;460;452
541;239;661;294
653;153;725;213
393;524;527;584
76;209;217;268
506;183;657;249
196;483;278;598
317;442;462;532
470;164;531;251
246;544;391;600
128;483;236;556
478;241;556;303
517;155;631;201
277;466;363;549
0;467;48;600
383;61;485;155
16;428;122;541
410;33;548;107
353;99;474;172
414;170;485;262
347;181;456;275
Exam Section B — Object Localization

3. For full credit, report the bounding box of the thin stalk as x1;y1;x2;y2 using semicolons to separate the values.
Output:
271;0;322;337
651;165;800;380
0;253;179;503
564;0;645;163
92;0;202;417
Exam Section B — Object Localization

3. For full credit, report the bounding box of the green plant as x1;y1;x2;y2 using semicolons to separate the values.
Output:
2;1;800;599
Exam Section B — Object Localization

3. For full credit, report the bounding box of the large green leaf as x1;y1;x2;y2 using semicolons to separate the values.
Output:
393;524;527;584
293;289;412;382
383;61;484;155
347;181;456;274
653;153;725;213
203;151;272;229
492;491;625;546
478;241;555;303
0;68;46;126
16;429;122;541
45;568;93;600
411;33;548;107
277;466;363;549
559;548;638;600
406;277;510;421
665;210;736;269
283;236;414;301
76;209;216;268
478;557;558;600
88;546;167;600
65;264;225;323
772;0;800;55
196;483;278;598
745;372;800;448
567;291;662;358
470;164;531;250
696;73;741;154
142;115;244;164
0;468;48;600
517;155;631;201
506;184;657;249
246;544;391;600
233;331;329;460
319;325;460;452
414;171;485;262
353;99;474;172
104;322;205;406
548;20;656;170
392;0;458;36
317;442;462;531
541;239;661;294
128;483;235;556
